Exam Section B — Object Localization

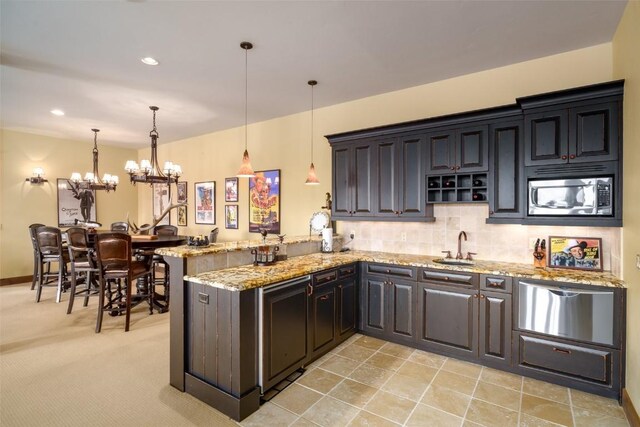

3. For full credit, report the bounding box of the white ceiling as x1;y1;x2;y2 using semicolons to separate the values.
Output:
0;0;627;148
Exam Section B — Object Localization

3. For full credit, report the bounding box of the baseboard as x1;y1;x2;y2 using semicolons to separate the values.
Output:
0;275;32;286
624;389;640;427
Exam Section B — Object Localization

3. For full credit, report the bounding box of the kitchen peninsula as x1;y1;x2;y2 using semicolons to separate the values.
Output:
159;246;626;421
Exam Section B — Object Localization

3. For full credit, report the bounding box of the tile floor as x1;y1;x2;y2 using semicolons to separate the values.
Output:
239;334;629;427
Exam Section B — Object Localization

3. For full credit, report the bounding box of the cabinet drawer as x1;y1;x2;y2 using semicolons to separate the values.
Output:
420;268;479;287
517;334;614;384
366;263;416;279
313;269;338;286
338;264;357;279
480;275;513;293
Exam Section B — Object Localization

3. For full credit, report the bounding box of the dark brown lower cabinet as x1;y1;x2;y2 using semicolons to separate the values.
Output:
360;274;416;345
417;282;479;359
479;290;512;366
308;281;337;360
337;278;358;340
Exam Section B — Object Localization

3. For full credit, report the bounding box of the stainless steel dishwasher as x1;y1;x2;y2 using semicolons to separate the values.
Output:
518;281;614;346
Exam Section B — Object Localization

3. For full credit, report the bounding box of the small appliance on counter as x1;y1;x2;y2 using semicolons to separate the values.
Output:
252;228;279;266
187;235;209;247
275;234;287;261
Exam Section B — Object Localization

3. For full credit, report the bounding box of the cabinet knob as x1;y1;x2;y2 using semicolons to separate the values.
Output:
480;294;485;299
450;166;455;171
561;155;568;160
569;154;576;159
443;276;449;281
489;210;494;215
386;269;391;274
473;294;478;298
456;166;460;170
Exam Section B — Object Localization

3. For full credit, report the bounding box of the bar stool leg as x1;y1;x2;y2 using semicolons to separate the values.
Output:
31;253;38;290
35;261;44;303
125;274;132;332
96;276;106;333
67;265;77;314
56;261;63;303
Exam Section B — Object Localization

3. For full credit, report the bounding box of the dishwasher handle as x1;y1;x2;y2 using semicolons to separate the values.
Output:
519;281;614;296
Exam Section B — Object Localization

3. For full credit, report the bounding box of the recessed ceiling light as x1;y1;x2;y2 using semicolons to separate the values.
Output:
50;109;65;116
141;57;159;65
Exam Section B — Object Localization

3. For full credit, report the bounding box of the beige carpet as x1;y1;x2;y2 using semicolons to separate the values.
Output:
0;283;238;427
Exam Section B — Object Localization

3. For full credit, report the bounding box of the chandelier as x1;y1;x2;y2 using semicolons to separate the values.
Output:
69;128;118;192
125;106;182;185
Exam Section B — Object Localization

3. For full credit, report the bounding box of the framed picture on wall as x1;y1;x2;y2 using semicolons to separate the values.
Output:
225;205;238;229
249;169;280;234
225;177;238;202
177;181;188;204
548;236;603;272
195;181;215;225
177;205;187;226
152;183;170;226
57;178;97;227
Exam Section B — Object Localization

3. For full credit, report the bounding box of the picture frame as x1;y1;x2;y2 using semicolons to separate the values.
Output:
177;205;187;226
225;205;239;229
57;178;97;227
194;181;216;225
225;177;238;202
177;181;188;204
548;236;603;272
249;169;280;234
153;183;170;226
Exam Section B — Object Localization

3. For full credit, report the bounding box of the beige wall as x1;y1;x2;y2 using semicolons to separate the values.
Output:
0;129;138;278
142;43;614;245
613;0;640;411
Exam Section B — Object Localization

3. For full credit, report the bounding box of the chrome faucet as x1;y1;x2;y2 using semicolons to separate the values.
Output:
456;231;467;260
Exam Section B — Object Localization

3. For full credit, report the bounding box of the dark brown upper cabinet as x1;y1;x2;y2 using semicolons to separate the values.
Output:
331;140;377;219
375;134;431;219
427;125;488;174
521;81;622;166
487;118;524;221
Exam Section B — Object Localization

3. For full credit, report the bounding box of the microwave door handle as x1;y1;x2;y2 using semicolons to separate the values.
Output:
531;187;538;206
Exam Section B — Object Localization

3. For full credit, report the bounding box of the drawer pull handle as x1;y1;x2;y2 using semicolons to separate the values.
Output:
343;269;353;274
552;347;571;355
443;276;449;281
386;269;391;273
198;293;209;304
319;295;330;301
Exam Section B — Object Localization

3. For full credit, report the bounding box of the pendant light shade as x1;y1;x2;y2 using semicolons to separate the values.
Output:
237;41;256;178
305;80;320;185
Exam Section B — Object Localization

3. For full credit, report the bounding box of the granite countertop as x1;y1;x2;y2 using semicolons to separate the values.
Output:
185;250;625;291
155;234;330;258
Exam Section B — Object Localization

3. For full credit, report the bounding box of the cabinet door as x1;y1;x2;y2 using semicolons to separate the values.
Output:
337;278;357;341
417;282;478;357
479;291;511;365
569;102;619;163
375;139;399;217
427;130;456;173
388;279;416;344
352;143;376;216
360;276;386;336
332;146;352;217
488;121;524;219
524;110;569;166
309;283;337;359
457;125;488;172
398;134;428;218
262;281;309;390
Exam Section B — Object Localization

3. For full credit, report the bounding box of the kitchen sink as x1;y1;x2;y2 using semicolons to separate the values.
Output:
433;258;475;266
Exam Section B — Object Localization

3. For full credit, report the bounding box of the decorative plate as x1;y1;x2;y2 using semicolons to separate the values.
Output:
310;211;330;233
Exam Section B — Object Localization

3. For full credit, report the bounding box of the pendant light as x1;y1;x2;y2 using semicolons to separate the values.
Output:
70;129;118;192
236;41;256;178
305;80;320;185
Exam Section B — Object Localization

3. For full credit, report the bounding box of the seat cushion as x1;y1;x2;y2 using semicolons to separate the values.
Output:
130;261;150;279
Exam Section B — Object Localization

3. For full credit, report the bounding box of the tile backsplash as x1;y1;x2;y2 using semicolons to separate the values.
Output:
338;204;622;277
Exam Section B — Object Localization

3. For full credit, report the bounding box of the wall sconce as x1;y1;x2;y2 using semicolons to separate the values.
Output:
26;167;48;185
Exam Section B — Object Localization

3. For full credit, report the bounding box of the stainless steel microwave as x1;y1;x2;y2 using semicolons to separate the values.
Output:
528;177;613;216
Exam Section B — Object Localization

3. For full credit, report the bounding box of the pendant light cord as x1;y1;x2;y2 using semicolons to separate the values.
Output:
245;46;248;151
311;83;314;163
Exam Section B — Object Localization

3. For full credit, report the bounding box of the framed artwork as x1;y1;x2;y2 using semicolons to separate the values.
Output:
57;179;97;227
195;181;216;224
225;177;238;202
177;181;188;204
249;169;280;234
225;205;238;229
153;183;170;226
177;205;187;226
548;236;603;272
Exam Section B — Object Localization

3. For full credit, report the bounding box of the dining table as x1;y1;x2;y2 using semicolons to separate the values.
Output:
65;230;187;314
